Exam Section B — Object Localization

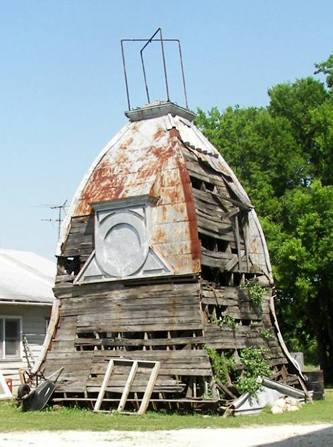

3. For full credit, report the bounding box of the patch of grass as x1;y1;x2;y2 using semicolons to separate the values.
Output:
0;390;332;432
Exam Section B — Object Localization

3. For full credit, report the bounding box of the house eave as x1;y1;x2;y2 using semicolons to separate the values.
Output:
0;299;53;306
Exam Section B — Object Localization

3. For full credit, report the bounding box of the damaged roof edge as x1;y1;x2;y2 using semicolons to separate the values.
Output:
175;117;274;281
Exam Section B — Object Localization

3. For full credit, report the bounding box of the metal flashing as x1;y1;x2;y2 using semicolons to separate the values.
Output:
125;101;196;123
91;195;159;212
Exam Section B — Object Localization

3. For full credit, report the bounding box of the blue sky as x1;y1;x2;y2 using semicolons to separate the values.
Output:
1;0;332;260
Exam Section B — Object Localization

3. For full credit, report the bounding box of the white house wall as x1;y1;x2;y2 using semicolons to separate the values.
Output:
0;304;51;388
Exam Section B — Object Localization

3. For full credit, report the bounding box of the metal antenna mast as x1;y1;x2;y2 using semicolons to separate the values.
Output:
41;200;67;240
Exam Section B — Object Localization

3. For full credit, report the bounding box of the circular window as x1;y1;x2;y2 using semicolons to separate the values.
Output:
95;210;148;277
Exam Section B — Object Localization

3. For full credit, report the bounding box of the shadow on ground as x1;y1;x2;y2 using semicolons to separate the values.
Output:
258;426;333;447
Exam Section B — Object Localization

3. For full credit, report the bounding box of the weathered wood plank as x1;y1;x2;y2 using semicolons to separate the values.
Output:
197;215;235;237
94;359;114;411
75;335;205;348
138;361;160;415
118;361;139;411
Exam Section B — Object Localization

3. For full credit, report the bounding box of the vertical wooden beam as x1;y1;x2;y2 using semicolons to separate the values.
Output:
94;359;114;412
193;378;197;398
137;361;160;415
118;361;138;412
134;392;140;410
234;214;241;268
143;332;148;351
166;331;171;351
95;331;104;351
243;215;250;271
229;272;234;286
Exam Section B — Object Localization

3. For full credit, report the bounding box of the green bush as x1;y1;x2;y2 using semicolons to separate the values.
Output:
204;346;235;385
205;345;272;396
241;280;266;308
235;347;272;395
260;328;274;340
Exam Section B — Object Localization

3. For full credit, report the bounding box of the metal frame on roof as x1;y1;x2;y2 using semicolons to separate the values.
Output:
121;28;189;110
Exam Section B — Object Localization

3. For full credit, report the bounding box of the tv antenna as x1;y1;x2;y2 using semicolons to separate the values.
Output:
41;200;68;240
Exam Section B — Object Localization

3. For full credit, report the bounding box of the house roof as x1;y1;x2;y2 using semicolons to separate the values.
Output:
0;249;55;305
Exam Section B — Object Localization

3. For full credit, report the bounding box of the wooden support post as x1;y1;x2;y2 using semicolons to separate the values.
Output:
166;331;171;351
186;378;192;398
138;361;160;415
118;361;138;412
243;218;250;271
229;273;234;286
134;392;140;410
234;214;241;268
212;307;217;320
204;380;209;396
94;359;114;412
143;332;148;351
193;378;197;398
95;331;104;351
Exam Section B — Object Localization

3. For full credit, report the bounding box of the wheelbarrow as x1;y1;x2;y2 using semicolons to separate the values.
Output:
17;367;64;412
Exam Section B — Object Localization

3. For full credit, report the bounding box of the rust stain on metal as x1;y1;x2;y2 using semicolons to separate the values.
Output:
74;123;177;213
135;146;172;180
131;122;139;133
148;173;162;199
153;226;167;244
71;116;200;275
176;150;201;269
169;127;181;139
75;155;128;215
163;188;181;204
120;137;134;149
153;127;165;141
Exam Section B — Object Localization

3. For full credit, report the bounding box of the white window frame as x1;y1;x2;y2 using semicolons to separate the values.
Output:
0;316;22;361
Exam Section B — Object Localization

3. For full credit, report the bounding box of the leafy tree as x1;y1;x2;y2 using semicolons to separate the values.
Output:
195;55;333;381
273;181;333;376
315;54;333;91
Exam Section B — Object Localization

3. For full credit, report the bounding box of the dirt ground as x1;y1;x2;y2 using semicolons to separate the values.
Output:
0;424;333;447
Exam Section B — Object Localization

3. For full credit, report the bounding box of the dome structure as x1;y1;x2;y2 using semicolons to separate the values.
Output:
35;101;306;411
